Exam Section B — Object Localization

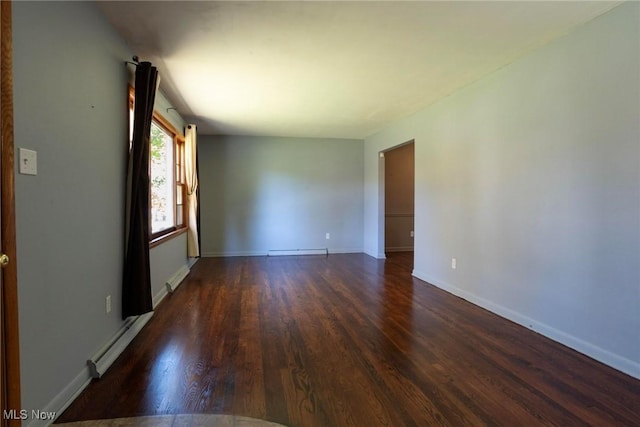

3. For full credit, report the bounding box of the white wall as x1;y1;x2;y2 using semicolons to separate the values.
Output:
150;233;189;305
13;1;189;420
364;2;639;377
199;135;364;256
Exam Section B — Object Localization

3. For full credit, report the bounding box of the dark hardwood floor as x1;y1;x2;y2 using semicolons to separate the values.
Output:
57;253;640;426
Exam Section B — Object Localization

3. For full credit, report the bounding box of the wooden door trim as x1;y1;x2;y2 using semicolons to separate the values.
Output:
1;0;22;420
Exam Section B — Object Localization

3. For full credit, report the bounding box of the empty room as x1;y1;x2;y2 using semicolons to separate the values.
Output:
1;0;639;426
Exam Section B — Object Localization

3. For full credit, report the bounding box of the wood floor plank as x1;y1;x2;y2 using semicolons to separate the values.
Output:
56;253;640;426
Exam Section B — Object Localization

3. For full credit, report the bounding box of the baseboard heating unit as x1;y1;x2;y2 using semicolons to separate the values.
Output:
165;264;190;294
87;311;153;379
267;248;328;257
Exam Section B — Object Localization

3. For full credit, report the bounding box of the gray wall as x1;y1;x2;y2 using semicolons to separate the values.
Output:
199;135;364;256
365;2;639;377
384;142;414;252
13;1;189;418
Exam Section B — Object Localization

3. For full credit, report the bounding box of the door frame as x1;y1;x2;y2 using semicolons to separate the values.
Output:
1;0;22;423
378;139;415;259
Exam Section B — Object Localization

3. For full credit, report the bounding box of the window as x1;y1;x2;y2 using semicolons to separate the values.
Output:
129;88;186;244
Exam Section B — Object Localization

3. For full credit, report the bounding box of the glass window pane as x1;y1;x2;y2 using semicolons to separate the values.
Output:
150;122;175;233
176;205;183;227
176;184;183;205
128;104;134;150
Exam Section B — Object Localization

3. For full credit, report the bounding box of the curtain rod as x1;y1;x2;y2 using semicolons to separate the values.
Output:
125;55;140;67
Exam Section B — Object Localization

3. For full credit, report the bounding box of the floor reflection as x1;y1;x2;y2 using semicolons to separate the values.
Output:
380;252;415;368
142;339;184;412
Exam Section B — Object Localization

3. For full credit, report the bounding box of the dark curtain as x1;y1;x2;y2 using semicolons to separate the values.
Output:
122;62;158;319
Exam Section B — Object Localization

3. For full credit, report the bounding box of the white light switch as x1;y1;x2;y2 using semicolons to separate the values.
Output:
19;148;37;175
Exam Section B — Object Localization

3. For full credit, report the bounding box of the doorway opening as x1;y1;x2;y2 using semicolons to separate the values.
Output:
382;141;415;265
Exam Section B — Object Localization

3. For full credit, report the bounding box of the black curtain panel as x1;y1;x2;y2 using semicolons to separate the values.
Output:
122;62;158;319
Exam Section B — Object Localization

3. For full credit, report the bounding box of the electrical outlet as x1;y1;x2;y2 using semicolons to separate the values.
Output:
451;258;457;270
326;233;330;240
106;295;111;313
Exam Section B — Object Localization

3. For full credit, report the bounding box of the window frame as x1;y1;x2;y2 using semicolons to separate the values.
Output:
129;87;187;247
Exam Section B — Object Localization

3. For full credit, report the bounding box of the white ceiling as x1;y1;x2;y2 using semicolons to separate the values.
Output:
97;1;622;139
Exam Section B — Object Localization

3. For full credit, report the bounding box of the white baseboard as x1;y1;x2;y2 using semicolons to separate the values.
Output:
153;264;190;307
385;246;414;252
204;249;364;257
202;251;267;257
268;248;327;256
412;269;640;380
26;369;92;427
364;250;380;259
329;248;363;254
87;312;154;379
153;284;170;308
42;263;190;426
42;312;154;426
